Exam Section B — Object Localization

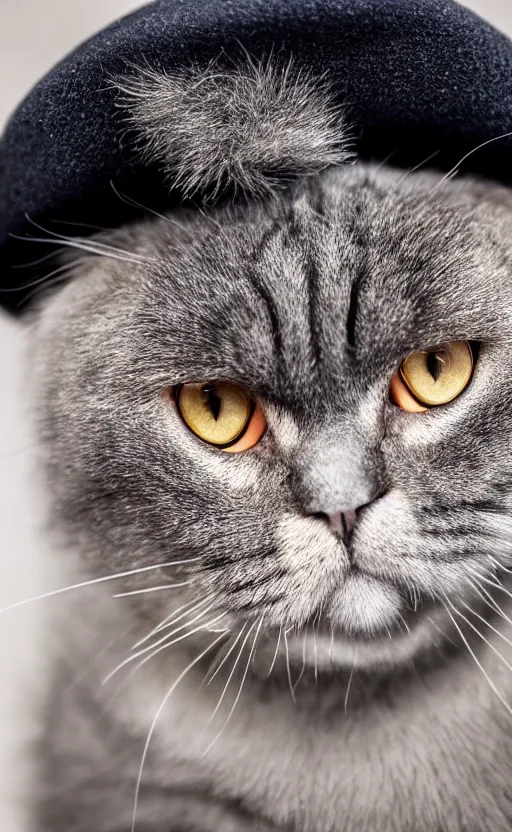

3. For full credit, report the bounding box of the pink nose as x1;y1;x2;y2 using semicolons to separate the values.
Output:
328;510;358;540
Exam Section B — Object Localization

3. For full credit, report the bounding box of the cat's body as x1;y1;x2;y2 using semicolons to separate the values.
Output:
36;576;512;832
23;63;512;832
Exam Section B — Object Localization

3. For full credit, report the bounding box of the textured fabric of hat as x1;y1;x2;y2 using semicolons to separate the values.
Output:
2;0;512;315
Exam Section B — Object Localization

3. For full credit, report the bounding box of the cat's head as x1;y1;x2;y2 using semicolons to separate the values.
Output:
25;63;512;673
28;161;512;671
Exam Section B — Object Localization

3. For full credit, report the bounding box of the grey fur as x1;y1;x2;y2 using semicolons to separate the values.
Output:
22;65;512;832
115;60;353;197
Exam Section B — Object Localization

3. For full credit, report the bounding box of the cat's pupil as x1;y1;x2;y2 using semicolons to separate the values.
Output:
426;351;442;382
203;386;222;421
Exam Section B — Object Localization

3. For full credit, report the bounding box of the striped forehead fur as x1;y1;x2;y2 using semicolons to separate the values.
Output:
114;57;354;198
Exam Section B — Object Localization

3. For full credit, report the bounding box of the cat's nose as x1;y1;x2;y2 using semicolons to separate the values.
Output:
292;420;385;533
329;510;357;538
311;508;362;542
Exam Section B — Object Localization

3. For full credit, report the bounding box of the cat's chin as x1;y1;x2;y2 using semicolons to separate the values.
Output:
283;609;442;671
280;570;446;671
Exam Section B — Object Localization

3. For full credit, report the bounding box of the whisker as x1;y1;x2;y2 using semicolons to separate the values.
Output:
131;597;201;650
430;131;512;193
147;593;216;640
284;625;296;704
0;261;74;294
344;661;355;715
47;219;116;232
460;600;512;652
16;266;80;310
397;612;411;635
113;582;190;598
266;624;282;679
0;559;200;615
450;604;512;675
485;577;512;603
313;627;318;684
395;150;441;186
329;624;335;661
426;614;458;649
201;620;257;735
23;214;157;263
292;631;307;695
12;248;66;269
127;613;228;681
104;597;218;683
442;598;512;722
202;617;263;757
465;573;512;631
205;622;249;686
486;556;512;578
110;181;187;230
9;234;151;266
131;633;225;832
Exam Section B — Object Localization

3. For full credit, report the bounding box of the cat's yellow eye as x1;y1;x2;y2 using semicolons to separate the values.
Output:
176;382;266;452
390;340;473;412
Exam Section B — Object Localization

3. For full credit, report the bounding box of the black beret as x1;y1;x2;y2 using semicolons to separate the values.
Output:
2;0;512;315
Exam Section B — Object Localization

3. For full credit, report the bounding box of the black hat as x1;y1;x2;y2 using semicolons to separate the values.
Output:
2;0;512;315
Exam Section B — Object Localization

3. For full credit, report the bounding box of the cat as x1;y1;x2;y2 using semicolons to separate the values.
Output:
22;61;512;832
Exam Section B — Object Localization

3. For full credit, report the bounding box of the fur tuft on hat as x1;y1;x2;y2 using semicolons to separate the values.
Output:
115;58;353;198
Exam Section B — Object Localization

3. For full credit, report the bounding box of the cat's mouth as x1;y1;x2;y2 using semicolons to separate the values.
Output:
283;573;439;671
297;538;436;650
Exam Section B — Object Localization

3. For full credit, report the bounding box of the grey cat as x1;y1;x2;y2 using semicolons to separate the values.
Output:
23;61;512;831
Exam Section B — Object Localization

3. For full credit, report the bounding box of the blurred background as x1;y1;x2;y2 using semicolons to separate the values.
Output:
0;0;510;828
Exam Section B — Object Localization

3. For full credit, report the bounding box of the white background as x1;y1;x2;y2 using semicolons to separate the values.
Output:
0;1;511;828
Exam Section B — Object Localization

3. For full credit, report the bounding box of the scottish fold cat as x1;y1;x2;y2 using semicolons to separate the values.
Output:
23;62;512;832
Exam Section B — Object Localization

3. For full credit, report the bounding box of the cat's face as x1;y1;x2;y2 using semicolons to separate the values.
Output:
30;164;512;670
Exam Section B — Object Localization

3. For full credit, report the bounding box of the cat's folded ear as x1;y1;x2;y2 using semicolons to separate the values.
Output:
114;58;353;199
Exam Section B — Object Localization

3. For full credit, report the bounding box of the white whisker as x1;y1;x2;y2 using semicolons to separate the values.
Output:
104;597;217;683
23;214;157;262
148;593;216;641
442;598;512;722
0;261;74;294
0;559;200;615
395;150;441;186
131;598;200;650
206;622;249;686
465;574;512;631
430;131;512;193
397;612;411;635
284;626;296;704
313;627;318;684
329;624;335;661
110;181;187;230
131;634;225;832
202;617;263;757
113;582;190;598
152;591;217;635
344;661;355;715
450;605;512;680
292;631;306;694
426;614;458;649
266;624;282;679
201;621;257;735
460;600;512;653
128;613;228;680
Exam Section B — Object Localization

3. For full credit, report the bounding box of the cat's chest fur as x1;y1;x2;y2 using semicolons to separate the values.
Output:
180;657;512;831
42;590;512;832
